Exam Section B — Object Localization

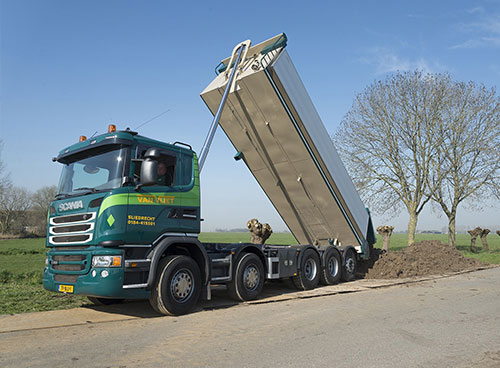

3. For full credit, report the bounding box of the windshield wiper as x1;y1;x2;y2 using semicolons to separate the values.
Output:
73;187;99;193
54;188;99;200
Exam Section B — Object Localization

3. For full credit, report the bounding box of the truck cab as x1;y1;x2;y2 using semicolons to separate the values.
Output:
43;126;209;306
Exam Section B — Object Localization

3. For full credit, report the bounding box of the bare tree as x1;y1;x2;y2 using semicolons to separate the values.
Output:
430;82;500;247
0;141;16;233
376;225;394;252
30;185;57;234
335;71;448;245
0;140;11;193
468;227;482;252
0;186;32;234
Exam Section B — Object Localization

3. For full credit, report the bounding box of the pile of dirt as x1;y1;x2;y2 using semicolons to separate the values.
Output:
365;240;484;279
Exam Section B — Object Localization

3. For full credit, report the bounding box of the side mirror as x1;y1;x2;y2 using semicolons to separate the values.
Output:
137;148;160;189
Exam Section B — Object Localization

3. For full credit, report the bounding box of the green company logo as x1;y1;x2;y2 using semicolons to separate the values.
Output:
107;214;115;227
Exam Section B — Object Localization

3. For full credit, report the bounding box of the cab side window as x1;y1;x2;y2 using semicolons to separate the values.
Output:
176;152;193;186
156;153;176;186
134;146;177;187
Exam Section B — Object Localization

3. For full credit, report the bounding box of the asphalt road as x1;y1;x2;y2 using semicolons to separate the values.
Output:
1;268;500;368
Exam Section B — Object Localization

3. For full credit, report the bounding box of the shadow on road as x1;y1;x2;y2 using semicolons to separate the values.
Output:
83;300;161;318
82;279;302;318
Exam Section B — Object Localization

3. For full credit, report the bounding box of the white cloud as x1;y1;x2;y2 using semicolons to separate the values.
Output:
475;16;500;33
466;6;484;14
451;13;500;49
450;36;500;49
361;47;446;75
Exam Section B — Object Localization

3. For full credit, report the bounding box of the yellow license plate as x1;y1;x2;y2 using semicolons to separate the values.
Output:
58;284;74;293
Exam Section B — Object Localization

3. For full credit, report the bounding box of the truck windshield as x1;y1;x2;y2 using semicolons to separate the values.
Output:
57;146;127;197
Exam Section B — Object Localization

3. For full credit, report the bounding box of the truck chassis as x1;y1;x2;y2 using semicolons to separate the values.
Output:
119;235;356;315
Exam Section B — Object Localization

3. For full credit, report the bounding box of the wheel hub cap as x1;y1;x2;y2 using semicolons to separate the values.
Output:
345;258;355;274
304;258;317;280
243;265;259;291
171;269;193;302
328;258;338;276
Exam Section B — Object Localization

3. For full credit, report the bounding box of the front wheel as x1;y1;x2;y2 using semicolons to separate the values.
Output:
149;255;202;316
341;248;357;282
227;253;264;301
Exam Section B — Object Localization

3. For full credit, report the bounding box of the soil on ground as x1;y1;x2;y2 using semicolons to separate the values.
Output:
363;240;484;279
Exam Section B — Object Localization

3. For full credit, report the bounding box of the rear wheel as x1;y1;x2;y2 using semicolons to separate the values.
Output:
341;248;357;282
320;248;341;285
228;253;264;301
87;297;124;306
149;255;201;316
292;249;321;290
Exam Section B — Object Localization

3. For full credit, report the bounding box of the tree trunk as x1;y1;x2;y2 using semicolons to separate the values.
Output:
480;229;490;251
470;236;477;252
382;234;390;252
468;227;482;253
407;212;418;245
376;225;394;252
0;218;8;234
447;215;456;247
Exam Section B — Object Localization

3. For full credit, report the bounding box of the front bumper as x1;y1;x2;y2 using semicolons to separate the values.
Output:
43;248;150;300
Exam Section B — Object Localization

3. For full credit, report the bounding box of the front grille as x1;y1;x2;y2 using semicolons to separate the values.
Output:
53;255;87;262
50;212;95;225
49;212;95;245
53;246;89;251
50;254;88;273
50;234;92;244
51;224;92;234
53;264;85;271
54;274;80;283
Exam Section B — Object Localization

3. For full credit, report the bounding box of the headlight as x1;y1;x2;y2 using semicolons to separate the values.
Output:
92;255;122;268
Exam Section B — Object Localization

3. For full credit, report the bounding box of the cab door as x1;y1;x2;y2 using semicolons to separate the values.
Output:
127;145;181;244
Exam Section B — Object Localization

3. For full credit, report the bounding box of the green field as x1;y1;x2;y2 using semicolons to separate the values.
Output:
1;232;499;315
0;238;89;314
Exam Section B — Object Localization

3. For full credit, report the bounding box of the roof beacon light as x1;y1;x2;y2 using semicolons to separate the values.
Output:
79;136;87;142
108;124;116;133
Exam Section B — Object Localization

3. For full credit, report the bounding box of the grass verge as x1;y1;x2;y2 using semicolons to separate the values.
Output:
0;281;89;315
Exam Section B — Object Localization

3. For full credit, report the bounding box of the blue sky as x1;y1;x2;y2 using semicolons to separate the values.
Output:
1;0;499;232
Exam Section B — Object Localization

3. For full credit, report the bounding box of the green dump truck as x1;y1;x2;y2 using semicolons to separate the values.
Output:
44;34;376;316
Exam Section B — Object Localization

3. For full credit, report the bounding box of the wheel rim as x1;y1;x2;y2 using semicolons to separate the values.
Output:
170;268;194;303
243;264;260;291
327;256;339;277
304;258;317;280
345;256;355;274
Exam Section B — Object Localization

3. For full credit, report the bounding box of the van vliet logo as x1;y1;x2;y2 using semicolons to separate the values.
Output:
59;200;84;212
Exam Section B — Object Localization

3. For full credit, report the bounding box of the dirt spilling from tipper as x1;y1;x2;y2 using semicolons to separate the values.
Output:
365;240;484;279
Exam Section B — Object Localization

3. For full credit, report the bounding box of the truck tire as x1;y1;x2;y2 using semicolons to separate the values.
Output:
292;249;320;290
227;253;264;301
320;248;341;285
149;255;201;316
87;297;124;306
341;248;357;282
